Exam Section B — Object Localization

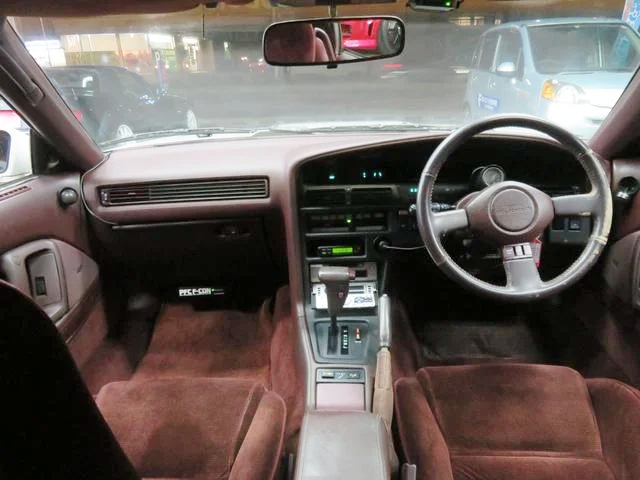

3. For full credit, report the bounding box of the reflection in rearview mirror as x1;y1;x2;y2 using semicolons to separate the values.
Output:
263;17;405;67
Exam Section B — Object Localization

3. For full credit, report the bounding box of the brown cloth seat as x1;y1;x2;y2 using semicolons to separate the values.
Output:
0;278;286;480
96;376;286;480
394;363;640;480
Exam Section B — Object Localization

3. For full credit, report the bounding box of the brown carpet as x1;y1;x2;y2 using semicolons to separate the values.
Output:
81;341;134;395
133;300;273;386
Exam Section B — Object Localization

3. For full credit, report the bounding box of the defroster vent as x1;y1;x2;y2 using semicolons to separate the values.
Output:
99;177;269;206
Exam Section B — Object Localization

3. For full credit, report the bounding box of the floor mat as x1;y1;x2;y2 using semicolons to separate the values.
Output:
419;316;548;365
81;341;134;395
133;301;273;385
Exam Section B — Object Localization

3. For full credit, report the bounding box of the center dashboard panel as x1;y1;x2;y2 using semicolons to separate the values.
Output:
298;137;591;364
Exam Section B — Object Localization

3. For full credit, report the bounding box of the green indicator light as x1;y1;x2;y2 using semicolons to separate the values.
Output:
346;217;352;224
445;1;451;6
328;174;336;181
332;246;354;255
409;186;418;194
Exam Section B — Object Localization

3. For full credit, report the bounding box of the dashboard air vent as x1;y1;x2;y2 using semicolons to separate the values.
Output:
99;177;269;206
350;187;394;205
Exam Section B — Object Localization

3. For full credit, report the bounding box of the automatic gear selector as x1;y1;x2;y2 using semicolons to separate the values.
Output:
318;266;356;353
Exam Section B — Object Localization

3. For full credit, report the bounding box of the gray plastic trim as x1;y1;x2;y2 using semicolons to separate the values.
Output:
1;239;99;324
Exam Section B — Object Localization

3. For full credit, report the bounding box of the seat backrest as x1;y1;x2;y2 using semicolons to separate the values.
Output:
0;280;138;480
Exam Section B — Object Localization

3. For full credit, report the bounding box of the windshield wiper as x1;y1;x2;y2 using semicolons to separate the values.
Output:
100;122;457;149
267;121;457;134
100;127;265;149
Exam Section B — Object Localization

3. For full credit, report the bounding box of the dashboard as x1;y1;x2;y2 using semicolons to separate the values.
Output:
298;137;590;262
81;131;593;296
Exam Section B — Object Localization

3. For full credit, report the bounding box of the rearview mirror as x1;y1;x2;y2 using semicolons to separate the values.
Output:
263;17;405;67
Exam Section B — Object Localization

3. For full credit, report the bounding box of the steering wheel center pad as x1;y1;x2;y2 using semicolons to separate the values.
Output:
466;181;554;244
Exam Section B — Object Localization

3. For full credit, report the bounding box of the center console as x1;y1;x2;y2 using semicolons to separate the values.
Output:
297;153;435;414
293;152;421;479
295;411;391;480
292;139;594;479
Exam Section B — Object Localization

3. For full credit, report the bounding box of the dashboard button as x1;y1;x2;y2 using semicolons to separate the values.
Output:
568;217;582;231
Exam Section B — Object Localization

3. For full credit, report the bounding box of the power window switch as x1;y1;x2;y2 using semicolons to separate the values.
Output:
35;276;47;296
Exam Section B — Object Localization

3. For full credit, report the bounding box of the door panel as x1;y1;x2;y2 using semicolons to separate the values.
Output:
1;239;99;326
0;174;90;254
0;173;106;354
581;157;640;386
613;158;640;238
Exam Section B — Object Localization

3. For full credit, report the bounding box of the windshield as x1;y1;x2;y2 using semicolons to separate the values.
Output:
8;2;640;147
529;23;640;74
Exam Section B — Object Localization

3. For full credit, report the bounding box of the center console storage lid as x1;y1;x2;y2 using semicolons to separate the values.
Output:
295;411;390;480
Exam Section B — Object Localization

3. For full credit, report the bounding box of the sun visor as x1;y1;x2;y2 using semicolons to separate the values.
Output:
0;0;254;17
271;0;394;5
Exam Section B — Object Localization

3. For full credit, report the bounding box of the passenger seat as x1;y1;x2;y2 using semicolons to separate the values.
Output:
96;377;286;480
0;279;286;480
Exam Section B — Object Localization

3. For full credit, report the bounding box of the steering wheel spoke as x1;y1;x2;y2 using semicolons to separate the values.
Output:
432;209;469;236
552;192;598;216
502;243;542;291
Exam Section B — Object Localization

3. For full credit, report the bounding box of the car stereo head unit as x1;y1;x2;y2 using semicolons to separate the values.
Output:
307;237;366;259
317;245;363;257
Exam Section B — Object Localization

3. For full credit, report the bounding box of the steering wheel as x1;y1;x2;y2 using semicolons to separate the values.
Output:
416;115;612;301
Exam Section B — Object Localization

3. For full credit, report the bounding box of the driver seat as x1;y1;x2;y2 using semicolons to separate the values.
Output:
394;363;640;480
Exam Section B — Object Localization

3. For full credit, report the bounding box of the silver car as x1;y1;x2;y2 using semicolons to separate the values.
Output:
464;18;640;138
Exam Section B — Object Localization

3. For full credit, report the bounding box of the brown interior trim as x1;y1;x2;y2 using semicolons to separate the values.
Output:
590;68;640;160
0;1;257;16
1;1;200;16
58;279;100;340
0;174;91;255
612;158;640;238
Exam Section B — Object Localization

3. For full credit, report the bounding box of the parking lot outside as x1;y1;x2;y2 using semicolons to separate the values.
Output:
6;0;632;135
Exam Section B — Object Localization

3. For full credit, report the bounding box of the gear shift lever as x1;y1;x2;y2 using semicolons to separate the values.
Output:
318;266;355;354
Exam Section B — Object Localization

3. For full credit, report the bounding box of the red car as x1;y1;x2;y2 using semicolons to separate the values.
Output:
341;19;402;55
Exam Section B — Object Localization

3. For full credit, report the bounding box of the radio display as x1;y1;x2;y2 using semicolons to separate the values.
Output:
315;244;363;257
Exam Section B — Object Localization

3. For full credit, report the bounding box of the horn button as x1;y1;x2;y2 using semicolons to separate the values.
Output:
465;181;554;245
491;189;536;231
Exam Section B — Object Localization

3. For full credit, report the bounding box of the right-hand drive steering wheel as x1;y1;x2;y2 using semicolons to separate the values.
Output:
416;115;612;302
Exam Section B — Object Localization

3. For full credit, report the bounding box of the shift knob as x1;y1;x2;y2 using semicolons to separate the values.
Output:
318;266;355;320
